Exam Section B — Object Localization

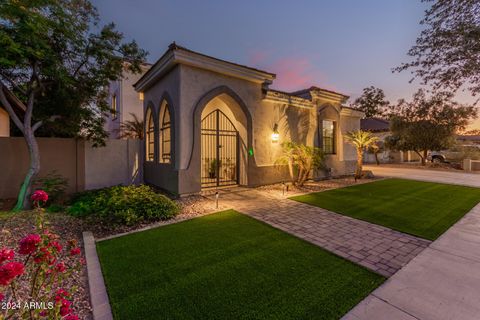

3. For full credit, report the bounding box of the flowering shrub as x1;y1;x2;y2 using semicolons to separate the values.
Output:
0;190;82;319
67;185;179;225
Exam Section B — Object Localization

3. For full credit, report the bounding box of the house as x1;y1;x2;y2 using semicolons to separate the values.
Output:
132;43;364;195
360;117;421;163
0;86;26;137
105;63;152;138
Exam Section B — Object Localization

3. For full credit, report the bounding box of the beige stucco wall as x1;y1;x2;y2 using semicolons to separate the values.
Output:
106;68;147;138
0;138;143;199
84;139;143;190
0;108;9;137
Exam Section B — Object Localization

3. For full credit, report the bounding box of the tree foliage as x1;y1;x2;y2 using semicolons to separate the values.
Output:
351;86;390;118
275;141;325;187
0;0;147;210
117;113;144;140
396;0;480;95
384;89;477;165
344;130;379;179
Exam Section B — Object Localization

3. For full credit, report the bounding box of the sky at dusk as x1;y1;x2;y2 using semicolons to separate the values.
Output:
92;0;480;129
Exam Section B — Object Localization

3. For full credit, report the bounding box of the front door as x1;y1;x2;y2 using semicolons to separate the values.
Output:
201;109;239;188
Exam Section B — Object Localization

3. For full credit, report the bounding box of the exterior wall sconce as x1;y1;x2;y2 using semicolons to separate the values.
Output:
271;123;280;143
139;92;144;101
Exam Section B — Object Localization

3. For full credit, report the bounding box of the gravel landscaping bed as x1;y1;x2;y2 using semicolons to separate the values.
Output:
0;211;93;320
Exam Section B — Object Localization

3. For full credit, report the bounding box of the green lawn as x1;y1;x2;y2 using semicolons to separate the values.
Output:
97;210;384;320
290;178;480;240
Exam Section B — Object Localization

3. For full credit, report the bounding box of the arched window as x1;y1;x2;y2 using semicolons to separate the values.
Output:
145;108;155;161
159;103;171;163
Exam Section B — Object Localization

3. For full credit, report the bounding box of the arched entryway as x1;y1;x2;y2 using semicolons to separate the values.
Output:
201;109;239;187
196;90;249;190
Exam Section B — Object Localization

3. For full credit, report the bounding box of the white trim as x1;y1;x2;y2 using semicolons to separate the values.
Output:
340;107;364;118
262;90;313;109
135;49;275;91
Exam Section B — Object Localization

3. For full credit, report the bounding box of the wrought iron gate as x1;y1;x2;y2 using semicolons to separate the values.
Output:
201;109;239;188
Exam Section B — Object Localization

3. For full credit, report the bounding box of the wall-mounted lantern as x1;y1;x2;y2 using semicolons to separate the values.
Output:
271;123;280;143
139;92;144;101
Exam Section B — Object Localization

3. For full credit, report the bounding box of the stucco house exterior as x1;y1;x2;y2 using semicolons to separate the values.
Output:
361;117;421;163
0;86;26;137
105;63;151;138
133;43;364;196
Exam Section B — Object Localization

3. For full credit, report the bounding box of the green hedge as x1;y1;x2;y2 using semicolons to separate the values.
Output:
67;185;179;225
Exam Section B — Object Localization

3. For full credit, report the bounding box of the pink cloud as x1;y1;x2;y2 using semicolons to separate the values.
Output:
247;50;333;92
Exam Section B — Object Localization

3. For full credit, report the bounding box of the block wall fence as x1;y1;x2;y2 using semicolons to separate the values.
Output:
0;137;143;199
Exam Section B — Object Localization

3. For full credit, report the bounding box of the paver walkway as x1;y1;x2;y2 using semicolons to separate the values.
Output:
364;165;480;188
211;188;430;277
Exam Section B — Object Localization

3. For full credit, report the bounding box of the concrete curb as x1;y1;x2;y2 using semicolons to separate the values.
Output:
83;231;113;320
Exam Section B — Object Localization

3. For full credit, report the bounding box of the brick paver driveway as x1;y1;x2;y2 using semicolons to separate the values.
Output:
211;188;430;277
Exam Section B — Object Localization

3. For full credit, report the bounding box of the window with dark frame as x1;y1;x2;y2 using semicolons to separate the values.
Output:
146;110;154;161
160;105;171;163
322;120;336;154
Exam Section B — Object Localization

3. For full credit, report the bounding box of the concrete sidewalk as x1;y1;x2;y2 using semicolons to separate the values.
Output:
364;165;480;188
343;202;480;320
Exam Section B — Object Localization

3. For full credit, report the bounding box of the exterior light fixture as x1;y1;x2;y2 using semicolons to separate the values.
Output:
271;123;280;143
139;92;144;101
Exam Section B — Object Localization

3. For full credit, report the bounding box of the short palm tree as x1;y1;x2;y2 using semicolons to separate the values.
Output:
117;113;144;139
344;130;379;179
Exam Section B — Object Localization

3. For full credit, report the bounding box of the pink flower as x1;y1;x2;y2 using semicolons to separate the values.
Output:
55;262;66;273
0;262;25;285
31;190;48;203
70;247;81;256
39;310;47;317
19;234;41;255
0;248;14;263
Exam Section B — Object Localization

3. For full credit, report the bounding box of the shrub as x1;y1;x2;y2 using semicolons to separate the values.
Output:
67;185;179;225
33;171;69;204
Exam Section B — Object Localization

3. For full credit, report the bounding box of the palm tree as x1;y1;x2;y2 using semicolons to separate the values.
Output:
117;113;144;139
344;130;379;179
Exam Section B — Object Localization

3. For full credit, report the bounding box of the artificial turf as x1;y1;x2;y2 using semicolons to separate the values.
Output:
290;178;480;240
97;210;384;320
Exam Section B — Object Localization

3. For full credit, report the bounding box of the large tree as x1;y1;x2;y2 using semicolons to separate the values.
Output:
0;0;147;210
351;86;390;118
396;0;480;95
385;89;477;165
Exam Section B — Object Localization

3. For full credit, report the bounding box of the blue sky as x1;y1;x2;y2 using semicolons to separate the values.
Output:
92;0;479;128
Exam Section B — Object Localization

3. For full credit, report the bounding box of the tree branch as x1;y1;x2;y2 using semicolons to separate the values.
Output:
0;72;27;96
32;115;61;132
0;82;24;133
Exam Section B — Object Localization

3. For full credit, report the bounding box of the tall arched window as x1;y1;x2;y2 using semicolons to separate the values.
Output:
159;102;171;163
145;108;155;161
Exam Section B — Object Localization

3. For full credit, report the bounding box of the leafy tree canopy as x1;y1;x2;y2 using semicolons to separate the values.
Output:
0;0;148;145
385;89;477;164
396;0;480;96
351;86;390;118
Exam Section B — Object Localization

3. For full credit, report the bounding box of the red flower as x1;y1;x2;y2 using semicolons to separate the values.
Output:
55;288;70;299
33;247;56;265
55;262;66;273
63;315;79;320
39;310;47;317
0;262;25;285
31;190;49;203
19;234;41;255
0;248;14;263
59;298;72;316
0;292;4;301
70;247;81;256
49;241;62;252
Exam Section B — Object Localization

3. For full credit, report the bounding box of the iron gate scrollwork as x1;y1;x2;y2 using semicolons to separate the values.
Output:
201;109;239;188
